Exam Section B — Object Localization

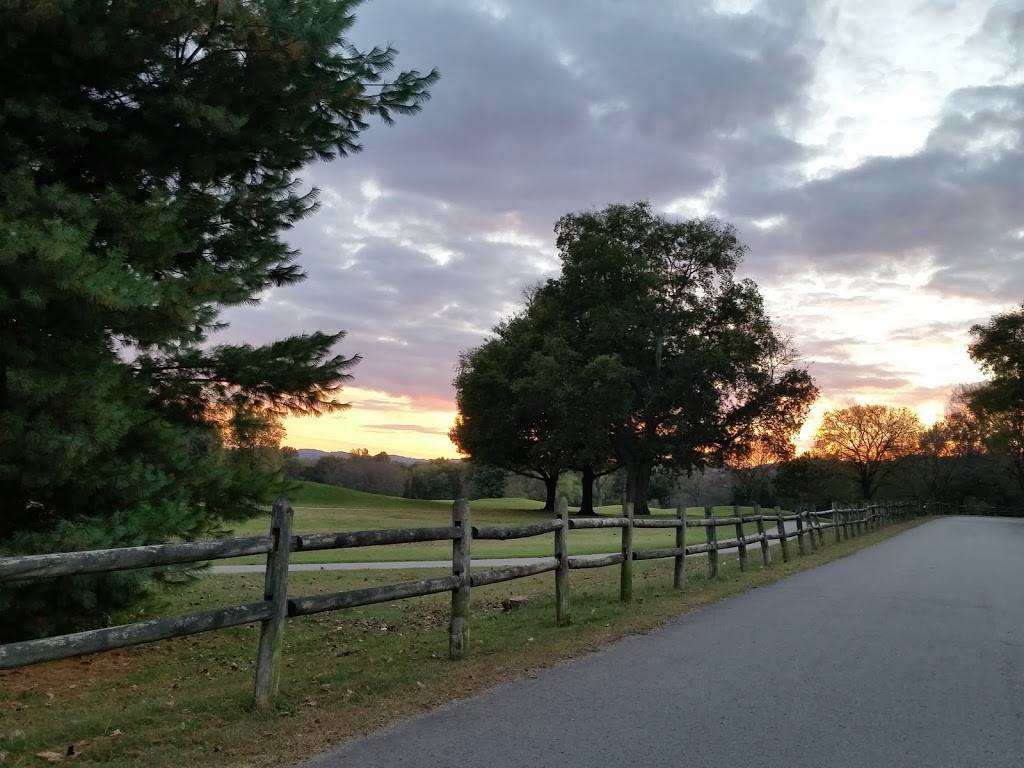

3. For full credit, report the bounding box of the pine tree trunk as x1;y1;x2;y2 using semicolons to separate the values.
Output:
579;466;596;515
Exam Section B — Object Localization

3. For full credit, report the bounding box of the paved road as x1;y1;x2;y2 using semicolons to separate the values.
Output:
301;517;1024;768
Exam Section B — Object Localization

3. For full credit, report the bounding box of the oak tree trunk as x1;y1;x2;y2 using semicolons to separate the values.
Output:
624;457;652;515
543;474;558;513
579;466;596;516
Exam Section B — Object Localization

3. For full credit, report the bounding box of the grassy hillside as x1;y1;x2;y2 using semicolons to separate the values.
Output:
230;481;762;563
285;480;545;513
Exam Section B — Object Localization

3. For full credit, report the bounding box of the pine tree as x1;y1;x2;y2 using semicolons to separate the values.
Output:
0;0;436;639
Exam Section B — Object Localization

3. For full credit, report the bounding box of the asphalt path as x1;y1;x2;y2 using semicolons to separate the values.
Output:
301;516;1024;768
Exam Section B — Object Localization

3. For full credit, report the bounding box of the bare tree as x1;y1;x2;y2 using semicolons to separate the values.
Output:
812;404;922;499
728;430;795;504
916;387;986;500
673;467;734;508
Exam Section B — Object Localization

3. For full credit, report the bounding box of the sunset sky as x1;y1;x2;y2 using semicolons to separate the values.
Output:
224;0;1024;459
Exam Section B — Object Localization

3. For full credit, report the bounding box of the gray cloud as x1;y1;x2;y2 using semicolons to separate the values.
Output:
325;0;818;230
224;0;821;402
807;361;915;392
728;81;1024;295
220;0;1021;415
884;318;989;343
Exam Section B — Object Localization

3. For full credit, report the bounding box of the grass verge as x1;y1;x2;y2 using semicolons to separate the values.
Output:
0;517;926;767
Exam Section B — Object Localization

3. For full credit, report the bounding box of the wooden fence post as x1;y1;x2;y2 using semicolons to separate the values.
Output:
832;505;841;544
755;504;770;567
555;497;570;625
254;497;293;709
776;505;789;563
673;503;686;590
795;505;806;556
734;504;747;573
706;504;718;578
808;509;819;551
449;499;471;659
620;502;634;603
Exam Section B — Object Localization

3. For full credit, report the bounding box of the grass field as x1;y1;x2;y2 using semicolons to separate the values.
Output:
0;517;925;767
226;481;763;563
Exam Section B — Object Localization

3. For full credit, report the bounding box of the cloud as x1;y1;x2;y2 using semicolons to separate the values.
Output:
807;361;914;392
223;0;821;405
728;81;1024;298
215;0;1023;454
362;424;449;435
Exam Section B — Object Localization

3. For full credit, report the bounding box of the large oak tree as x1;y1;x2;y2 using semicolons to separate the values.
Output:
455;203;817;516
550;203;817;514
450;304;621;512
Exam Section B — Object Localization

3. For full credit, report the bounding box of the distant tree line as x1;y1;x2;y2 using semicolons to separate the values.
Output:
759;305;1024;511
282;449;505;501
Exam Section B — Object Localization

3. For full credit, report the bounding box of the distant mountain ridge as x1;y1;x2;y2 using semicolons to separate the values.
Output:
294;448;428;465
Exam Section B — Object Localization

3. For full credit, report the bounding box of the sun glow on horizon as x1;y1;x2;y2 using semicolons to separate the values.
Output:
287;381;965;462
283;386;461;459
285;279;1000;461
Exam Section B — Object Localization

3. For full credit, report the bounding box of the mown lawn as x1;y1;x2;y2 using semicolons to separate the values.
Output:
226;481;767;563
0;516;924;768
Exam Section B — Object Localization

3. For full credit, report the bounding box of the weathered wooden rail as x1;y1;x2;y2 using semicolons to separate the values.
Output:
0;497;921;707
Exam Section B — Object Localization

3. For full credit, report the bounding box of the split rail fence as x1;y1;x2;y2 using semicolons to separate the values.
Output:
0;498;921;707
